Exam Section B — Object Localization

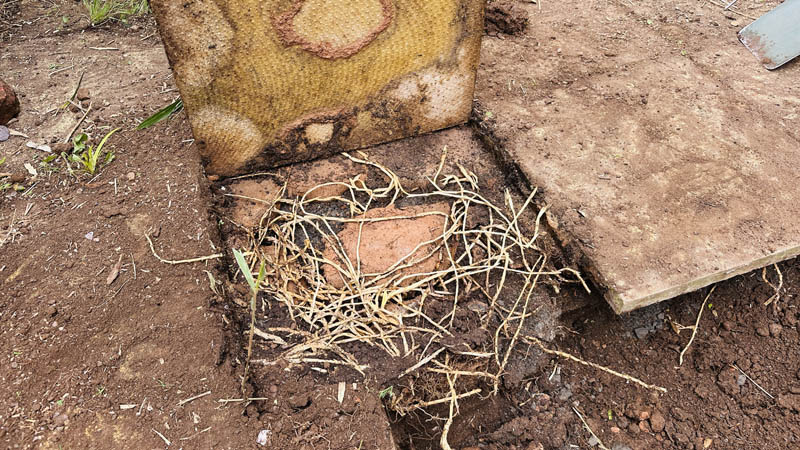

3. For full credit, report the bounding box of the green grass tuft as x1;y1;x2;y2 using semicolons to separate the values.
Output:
137;98;183;130
82;0;149;27
65;128;119;175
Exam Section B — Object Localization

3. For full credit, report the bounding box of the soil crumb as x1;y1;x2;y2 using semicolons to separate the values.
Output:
485;0;529;36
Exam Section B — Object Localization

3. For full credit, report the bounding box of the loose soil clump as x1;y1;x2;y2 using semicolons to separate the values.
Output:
485;0;529;36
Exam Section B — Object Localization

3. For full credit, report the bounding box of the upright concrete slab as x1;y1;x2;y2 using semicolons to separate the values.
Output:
150;0;484;176
476;0;800;312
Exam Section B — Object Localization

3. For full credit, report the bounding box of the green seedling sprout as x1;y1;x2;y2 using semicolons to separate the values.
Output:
66;128;119;175
137;98;184;130
234;249;267;395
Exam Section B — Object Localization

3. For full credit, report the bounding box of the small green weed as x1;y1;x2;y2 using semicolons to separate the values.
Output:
379;386;394;399
234;249;267;394
0;157;9;191
64;129;119;175
83;0;149;27
137;98;183;130
39;154;61;174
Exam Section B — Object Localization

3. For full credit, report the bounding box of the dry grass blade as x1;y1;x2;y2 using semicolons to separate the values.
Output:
679;286;715;366
526;336;667;393
573;406;609;450
762;264;783;307
145;233;223;265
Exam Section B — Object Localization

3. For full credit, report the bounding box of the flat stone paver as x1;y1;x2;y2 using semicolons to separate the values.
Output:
476;0;800;312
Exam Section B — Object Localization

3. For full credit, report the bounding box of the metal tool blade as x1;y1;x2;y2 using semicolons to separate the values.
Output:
738;0;800;70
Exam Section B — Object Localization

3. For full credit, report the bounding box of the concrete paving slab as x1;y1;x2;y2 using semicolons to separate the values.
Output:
150;0;484;176
476;0;800;312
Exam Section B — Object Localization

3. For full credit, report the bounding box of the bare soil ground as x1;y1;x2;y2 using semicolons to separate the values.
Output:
2;1;799;450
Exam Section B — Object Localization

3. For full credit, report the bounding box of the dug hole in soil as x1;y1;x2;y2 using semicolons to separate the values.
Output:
2;1;800;450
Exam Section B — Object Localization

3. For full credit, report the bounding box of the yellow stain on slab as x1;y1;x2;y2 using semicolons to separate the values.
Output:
151;0;485;176
278;0;394;58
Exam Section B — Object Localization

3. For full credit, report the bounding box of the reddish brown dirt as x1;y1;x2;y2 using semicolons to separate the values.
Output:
0;5;261;447
3;1;800;450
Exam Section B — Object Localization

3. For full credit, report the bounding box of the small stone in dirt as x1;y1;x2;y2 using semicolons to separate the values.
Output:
0;79;20;125
556;387;573;402
633;327;649;339
722;320;735;331
53;413;69;427
612;445;633;450
769;323;782;337
466;300;488;313
789;386;800;395
638;420;650;432
649;411;665;432
76;88;91;101
9;173;25;183
46;305;58;317
126;172;136;181
0;125;9;142
256;429;269;446
756;325;770;337
610;426;621;433
638;410;650;420
10;361;18;369
587;436;599;447
737;374;746;386
269;384;278;394
288;394;310;409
